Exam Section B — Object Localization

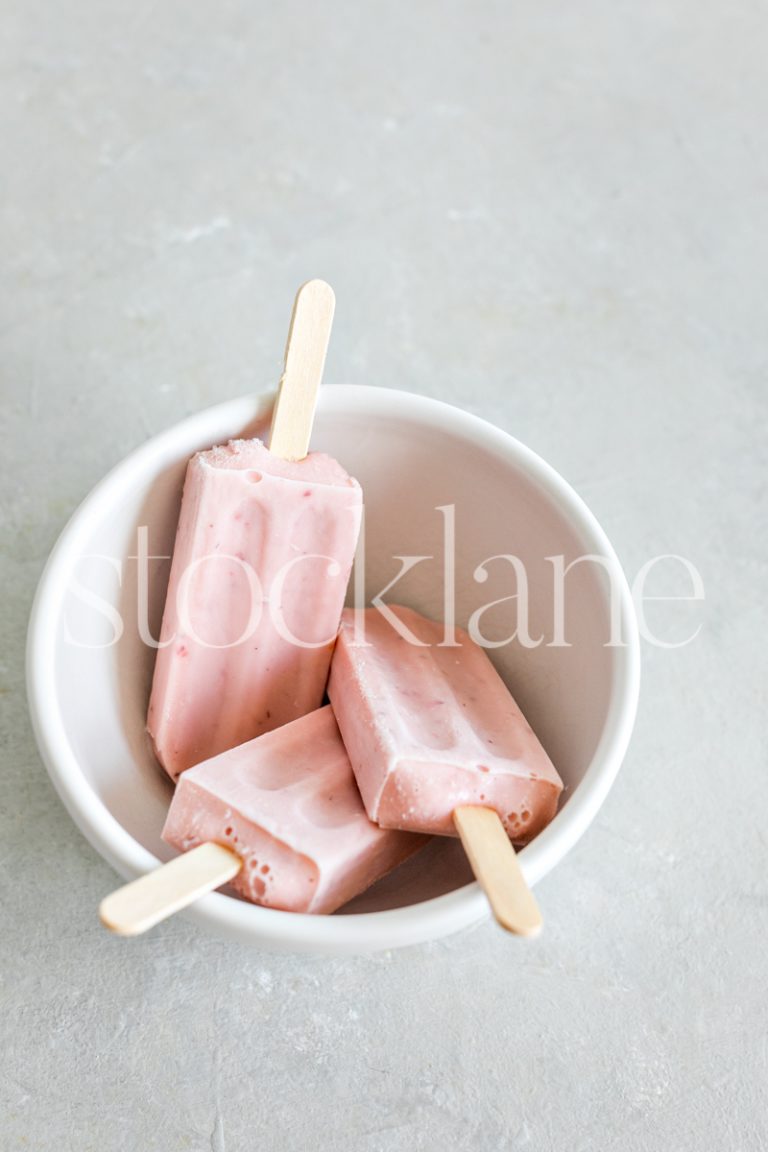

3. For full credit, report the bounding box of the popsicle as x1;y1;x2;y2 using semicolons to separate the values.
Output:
147;281;363;779
328;605;564;935
100;707;427;934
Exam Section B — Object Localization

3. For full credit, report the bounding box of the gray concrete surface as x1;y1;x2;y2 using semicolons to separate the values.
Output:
2;1;766;1149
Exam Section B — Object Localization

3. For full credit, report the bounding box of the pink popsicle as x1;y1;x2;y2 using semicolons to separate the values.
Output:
328;605;564;842
147;439;361;779
161;706;427;914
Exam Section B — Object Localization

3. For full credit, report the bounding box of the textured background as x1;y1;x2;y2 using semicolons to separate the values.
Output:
2;1;767;1149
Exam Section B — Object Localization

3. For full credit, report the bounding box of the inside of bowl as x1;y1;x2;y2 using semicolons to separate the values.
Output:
55;392;620;913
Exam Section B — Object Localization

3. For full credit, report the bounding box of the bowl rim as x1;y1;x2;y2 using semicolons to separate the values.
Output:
26;385;641;952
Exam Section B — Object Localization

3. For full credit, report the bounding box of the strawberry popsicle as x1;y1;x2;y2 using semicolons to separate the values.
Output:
328;605;563;842
155;707;427;917
147;281;362;779
147;439;361;778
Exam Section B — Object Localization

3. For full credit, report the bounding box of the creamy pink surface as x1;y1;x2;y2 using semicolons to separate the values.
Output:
328;605;564;841
147;439;362;779
161;706;427;914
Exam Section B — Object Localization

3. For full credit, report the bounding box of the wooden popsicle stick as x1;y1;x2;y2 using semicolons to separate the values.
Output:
98;843;242;937
453;805;542;937
269;279;336;462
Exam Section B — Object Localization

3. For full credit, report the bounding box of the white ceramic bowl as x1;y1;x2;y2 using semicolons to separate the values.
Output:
27;386;640;954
